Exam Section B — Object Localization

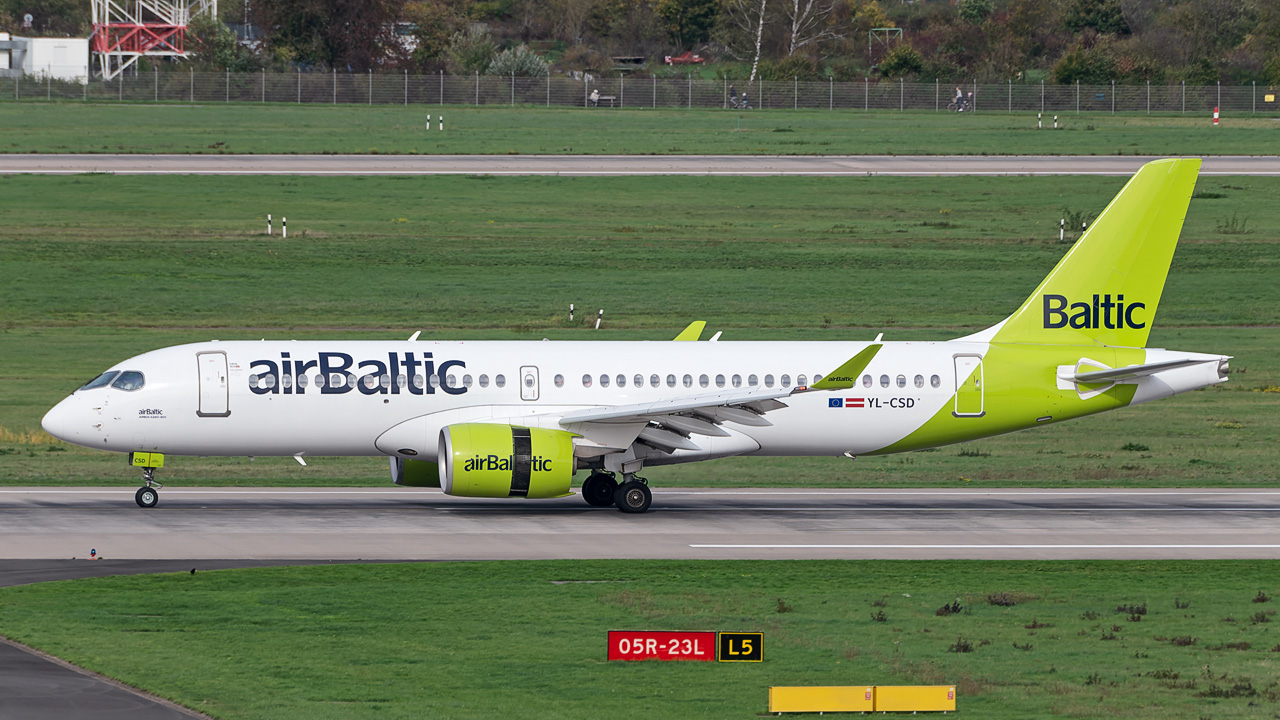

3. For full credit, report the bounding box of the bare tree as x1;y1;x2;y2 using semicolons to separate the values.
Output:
551;0;595;45
784;0;841;57
717;0;769;83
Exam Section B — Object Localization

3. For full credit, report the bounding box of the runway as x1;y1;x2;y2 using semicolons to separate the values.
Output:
4;486;1279;561
1;154;1278;175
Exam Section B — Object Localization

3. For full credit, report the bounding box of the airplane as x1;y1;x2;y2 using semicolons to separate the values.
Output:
41;158;1228;513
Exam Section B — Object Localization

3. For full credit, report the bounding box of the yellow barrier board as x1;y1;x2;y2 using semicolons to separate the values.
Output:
129;452;165;469
875;685;956;712
768;686;874;713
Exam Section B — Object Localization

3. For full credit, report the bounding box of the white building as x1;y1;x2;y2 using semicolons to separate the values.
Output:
0;34;90;83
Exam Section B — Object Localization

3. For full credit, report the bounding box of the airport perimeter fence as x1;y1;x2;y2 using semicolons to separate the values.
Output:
2;70;1276;115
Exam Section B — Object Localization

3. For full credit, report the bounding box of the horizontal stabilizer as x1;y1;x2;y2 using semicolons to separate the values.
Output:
1061;357;1220;384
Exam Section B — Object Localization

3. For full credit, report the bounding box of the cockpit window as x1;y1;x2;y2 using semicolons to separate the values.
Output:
111;371;146;391
79;371;119;391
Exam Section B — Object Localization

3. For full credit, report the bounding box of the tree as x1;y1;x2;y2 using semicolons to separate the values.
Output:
0;0;89;35
187;14;261;71
716;0;770;84
251;0;402;70
783;0;843;57
656;0;719;52
1052;45;1117;83
485;44;549;76
445;25;496;74
957;0;993;25
402;0;468;71
1065;0;1130;35
550;0;596;45
878;44;922;77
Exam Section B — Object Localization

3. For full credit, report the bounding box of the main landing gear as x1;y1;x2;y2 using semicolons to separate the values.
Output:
580;471;652;514
135;467;161;508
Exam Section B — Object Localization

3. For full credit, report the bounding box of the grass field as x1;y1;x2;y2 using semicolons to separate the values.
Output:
1;561;1278;719
1;173;1276;486
1;103;1277;155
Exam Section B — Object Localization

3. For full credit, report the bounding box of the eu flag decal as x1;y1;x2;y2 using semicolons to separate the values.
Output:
829;398;843;408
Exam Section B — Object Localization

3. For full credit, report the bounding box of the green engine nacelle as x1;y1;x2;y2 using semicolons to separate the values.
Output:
439;423;576;499
390;456;441;487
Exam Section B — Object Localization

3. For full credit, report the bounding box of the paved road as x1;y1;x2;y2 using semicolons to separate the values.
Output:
1;154;1278;175
4;487;1279;561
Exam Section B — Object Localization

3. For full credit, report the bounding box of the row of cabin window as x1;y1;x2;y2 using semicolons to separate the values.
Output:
249;373;501;390
248;371;946;392
570;372;943;390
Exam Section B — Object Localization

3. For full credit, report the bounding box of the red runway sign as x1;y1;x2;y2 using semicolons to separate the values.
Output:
607;631;716;661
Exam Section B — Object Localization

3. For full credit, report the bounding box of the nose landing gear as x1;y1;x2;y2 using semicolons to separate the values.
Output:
129;452;165;508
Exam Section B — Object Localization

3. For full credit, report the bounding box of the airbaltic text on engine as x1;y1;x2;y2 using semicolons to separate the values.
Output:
1042;294;1146;330
463;454;554;473
247;351;467;395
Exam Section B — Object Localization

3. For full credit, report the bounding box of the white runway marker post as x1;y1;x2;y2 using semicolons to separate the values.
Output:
1059;218;1064;242
569;303;575;322
439;115;444;131
595;309;603;330
1037;112;1041;129
1054;115;1058;129
267;214;272;236
283;217;287;239
426;114;431;131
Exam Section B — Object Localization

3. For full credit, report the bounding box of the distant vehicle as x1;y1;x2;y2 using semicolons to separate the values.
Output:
42;160;1227;514
664;52;704;65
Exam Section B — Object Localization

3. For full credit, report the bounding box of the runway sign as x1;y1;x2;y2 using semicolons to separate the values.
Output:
717;632;763;662
607;631;715;661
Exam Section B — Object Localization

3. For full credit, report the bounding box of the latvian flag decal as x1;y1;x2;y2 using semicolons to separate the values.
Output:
829;398;866;408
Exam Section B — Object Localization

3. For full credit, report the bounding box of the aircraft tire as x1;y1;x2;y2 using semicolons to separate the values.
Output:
614;481;651;514
135;486;159;508
581;474;618;507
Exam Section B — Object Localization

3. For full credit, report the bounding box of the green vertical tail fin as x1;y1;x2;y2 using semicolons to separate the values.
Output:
991;158;1201;348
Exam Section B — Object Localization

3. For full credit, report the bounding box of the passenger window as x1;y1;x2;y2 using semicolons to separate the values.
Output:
315;374;326;389
896;374;906;388
262;374;277;390
930;374;941;388
863;374;872;388
495;374;506;388
764;374;774;388
699;374;709;388
715;374;726;388
554;374;564;388
111;371;145;391
797;374;807;387
429;375;441;389
600;374;610;388
880;374;890;388
914;374;924;388
731;374;741;388
281;374;293;389
633;374;643;387
616;374;626;387
650;374;660;388
389;374;401;390
747;374;758;386
379;374;392;389
446;375;458;388
781;374;791;388
582;374;592;388
478;374;489;388
331;374;346;389
683;374;693;388
666;374;676;388
813;374;823;384
79;371;120;391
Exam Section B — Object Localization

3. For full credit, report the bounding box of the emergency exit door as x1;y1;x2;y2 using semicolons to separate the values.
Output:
520;366;540;401
953;355;984;417
197;351;231;417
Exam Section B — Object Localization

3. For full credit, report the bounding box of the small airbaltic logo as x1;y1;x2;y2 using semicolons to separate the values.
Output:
829;398;867;408
1042;294;1147;330
462;454;553;473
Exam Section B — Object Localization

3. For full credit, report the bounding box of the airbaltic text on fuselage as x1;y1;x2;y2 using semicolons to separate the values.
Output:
1043;294;1146;330
247;351;467;396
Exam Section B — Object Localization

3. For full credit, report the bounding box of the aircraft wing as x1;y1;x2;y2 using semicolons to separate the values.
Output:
556;387;802;453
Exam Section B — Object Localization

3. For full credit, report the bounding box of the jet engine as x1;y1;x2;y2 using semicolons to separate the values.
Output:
438;424;576;499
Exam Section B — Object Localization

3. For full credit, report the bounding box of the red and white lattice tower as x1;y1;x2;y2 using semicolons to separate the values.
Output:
91;0;218;79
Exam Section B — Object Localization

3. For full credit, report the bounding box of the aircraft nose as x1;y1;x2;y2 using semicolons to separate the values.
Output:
42;396;84;444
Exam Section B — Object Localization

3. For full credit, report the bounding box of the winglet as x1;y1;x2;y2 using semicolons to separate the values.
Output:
812;344;882;390
673;321;706;341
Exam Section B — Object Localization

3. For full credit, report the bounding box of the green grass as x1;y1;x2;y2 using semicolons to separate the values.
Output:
1;561;1278;719
0;103;1276;155
1;173;1276;486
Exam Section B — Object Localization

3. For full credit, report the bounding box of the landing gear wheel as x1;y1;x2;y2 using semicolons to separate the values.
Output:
581;473;618;507
614;480;652;514
135;486;159;508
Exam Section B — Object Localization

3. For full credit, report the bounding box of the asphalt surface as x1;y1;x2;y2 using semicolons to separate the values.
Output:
3;485;1278;718
4;486;1280;562
1;154;1278;175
